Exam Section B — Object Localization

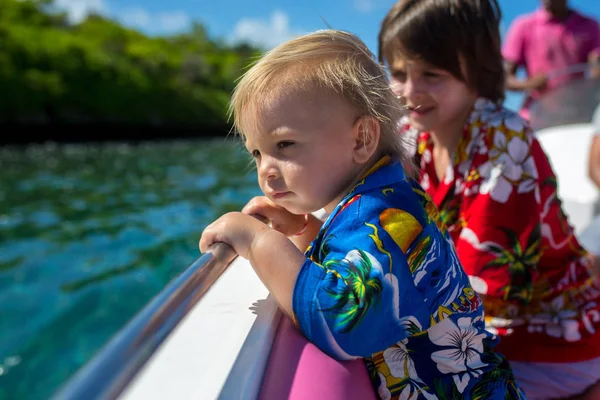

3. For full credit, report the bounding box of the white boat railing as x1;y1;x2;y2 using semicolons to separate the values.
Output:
546;62;593;79
529;63;600;131
52;243;238;400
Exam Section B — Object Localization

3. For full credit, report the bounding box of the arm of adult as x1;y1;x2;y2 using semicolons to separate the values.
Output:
502;16;547;92
586;18;600;79
588;134;600;189
505;61;548;92
589;52;600;79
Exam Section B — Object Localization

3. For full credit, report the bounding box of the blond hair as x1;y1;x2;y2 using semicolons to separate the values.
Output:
230;29;411;167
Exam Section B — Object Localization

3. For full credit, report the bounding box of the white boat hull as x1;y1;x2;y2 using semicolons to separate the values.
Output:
535;123;599;236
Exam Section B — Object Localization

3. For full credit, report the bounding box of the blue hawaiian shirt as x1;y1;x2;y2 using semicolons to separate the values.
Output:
293;157;525;399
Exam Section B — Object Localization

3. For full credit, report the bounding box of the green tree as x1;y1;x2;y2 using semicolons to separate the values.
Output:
0;0;261;131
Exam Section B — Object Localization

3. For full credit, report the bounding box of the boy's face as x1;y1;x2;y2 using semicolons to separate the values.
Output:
389;57;477;135
243;89;367;214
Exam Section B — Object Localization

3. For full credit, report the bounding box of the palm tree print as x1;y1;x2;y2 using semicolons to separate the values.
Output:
321;249;383;333
470;352;523;399
481;226;541;304
439;194;462;229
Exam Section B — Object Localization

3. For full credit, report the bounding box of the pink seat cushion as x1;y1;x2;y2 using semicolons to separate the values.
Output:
259;316;378;400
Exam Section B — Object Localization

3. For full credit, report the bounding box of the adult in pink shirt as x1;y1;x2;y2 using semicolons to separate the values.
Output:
503;0;600;120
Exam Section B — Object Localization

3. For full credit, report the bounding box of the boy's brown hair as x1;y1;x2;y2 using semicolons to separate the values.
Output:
378;0;505;103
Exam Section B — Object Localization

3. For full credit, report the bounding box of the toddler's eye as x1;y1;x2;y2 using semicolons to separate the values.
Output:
251;149;260;158
277;141;294;149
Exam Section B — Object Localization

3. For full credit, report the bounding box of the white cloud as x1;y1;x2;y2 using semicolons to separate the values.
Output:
156;12;191;33
120;7;151;28
119;8;190;33
54;0;107;24
230;11;304;49
354;0;375;13
53;0;190;34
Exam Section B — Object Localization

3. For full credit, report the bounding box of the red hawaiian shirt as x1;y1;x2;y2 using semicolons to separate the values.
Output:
402;98;600;363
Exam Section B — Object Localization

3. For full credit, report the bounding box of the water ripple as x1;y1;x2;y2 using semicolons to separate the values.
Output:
0;139;259;399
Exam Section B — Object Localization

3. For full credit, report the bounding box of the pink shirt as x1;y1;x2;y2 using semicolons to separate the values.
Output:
502;8;600;120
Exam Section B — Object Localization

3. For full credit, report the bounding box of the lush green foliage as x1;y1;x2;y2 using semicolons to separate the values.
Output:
0;0;260;128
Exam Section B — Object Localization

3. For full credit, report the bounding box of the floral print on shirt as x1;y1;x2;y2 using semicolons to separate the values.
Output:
402;98;600;363
293;156;525;398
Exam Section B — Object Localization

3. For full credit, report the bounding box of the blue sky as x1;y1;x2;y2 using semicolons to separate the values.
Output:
55;0;600;111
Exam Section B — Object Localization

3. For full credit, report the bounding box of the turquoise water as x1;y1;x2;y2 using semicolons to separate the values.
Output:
0;139;260;399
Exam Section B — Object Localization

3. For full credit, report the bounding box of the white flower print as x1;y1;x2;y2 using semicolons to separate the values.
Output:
377;372;392;400
469;111;480;124
403;131;419;158
400;116;420;157
443;164;454;184
382;342;438;400
485;304;525;332
474;98;496;114
464;182;480;197
384;339;421;382
478;131;538;203
423;148;432;163
468;275;488;295
504;114;526;132
486;326;499;335
457;161;470;176
528;296;581;342
478;162;505;199
421;173;430;190
486;111;505;128
428;317;489;393
454;178;465;195
488;110;526;133
477;135;488;155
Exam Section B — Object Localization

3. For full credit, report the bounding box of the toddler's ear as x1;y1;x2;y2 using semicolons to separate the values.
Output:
353;116;380;164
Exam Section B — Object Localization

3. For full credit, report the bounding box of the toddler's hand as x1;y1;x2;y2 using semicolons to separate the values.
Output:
199;212;268;259
242;196;307;237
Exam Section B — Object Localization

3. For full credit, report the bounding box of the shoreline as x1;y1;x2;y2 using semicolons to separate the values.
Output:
0;123;233;145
